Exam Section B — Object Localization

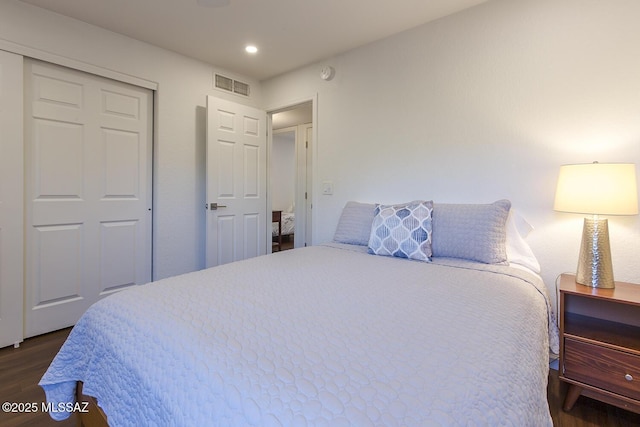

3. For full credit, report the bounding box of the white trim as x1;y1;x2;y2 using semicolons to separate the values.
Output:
0;49;24;348
273;126;298;135
266;113;274;253
0;38;158;90
310;95;318;245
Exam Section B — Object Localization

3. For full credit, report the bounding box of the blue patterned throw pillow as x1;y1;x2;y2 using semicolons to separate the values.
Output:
367;201;433;262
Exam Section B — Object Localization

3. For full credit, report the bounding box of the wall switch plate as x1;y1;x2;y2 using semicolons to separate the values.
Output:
322;181;333;195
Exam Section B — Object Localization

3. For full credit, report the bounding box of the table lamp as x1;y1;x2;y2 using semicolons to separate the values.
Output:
554;162;638;289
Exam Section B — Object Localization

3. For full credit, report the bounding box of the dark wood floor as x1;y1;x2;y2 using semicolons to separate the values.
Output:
2;328;640;426
272;234;294;252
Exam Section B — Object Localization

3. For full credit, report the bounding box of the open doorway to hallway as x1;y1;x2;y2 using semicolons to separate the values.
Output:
270;101;312;252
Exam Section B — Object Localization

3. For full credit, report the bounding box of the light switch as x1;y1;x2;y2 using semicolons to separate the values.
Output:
322;181;333;195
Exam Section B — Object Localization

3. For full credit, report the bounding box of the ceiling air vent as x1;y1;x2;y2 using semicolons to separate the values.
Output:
215;74;233;92
233;80;250;96
214;73;250;97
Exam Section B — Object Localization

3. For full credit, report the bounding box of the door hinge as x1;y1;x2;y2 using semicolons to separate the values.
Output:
306;140;308;149
305;192;307;200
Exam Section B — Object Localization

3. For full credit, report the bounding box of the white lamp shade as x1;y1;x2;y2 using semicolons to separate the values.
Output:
554;163;639;215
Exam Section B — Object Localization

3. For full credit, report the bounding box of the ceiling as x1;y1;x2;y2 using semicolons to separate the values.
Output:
19;0;488;81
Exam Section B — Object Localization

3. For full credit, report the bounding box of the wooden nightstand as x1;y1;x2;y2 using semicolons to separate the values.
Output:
559;273;640;413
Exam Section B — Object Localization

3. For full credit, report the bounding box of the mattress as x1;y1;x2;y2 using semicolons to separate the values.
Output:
41;243;558;426
272;212;294;236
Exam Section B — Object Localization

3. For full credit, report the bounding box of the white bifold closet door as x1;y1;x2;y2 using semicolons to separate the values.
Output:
24;59;152;338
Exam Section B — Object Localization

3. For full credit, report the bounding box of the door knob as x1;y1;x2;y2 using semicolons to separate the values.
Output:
209;203;227;210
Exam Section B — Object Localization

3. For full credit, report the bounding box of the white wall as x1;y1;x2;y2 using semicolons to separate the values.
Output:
262;0;640;295
3;0;640;300
272;131;296;212
0;0;262;280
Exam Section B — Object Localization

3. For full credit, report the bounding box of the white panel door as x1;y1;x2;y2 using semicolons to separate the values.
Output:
206;96;266;267
0;51;23;348
24;59;152;337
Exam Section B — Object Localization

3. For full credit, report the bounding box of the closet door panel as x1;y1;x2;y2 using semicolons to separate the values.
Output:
24;59;152;337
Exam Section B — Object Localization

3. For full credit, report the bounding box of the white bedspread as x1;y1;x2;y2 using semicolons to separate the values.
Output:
272;212;295;236
41;243;558;426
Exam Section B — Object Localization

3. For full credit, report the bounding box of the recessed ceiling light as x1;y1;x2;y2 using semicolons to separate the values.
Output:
245;45;258;54
197;0;230;7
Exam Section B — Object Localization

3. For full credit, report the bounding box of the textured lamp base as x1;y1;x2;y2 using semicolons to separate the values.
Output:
576;217;615;288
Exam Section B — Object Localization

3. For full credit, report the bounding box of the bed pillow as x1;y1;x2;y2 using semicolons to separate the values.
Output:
505;209;541;273
510;208;534;238
367;201;433;262
431;199;511;264
333;201;377;246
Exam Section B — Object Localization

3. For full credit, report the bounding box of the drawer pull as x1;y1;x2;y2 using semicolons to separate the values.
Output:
625;374;634;382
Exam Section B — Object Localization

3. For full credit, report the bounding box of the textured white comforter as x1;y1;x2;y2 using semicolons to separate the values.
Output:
41;243;558;426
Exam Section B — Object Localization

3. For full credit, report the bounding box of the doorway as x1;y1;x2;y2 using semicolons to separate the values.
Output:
270;101;313;251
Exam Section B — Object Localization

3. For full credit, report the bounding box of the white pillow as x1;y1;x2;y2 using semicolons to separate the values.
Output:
505;209;540;273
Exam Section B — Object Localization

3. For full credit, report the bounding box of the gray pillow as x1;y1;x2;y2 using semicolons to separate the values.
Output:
431;199;511;264
333;201;376;246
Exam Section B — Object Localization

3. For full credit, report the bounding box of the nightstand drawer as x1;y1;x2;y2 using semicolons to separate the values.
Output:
564;338;640;400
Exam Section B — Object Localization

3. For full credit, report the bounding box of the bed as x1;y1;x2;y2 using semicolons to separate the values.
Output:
272;211;295;238
40;200;559;426
272;210;294;251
